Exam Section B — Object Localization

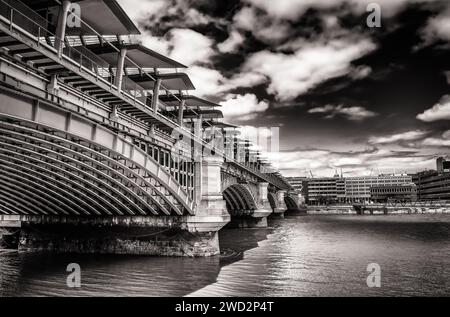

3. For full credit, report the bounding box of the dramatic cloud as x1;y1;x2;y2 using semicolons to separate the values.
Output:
422;6;450;43
117;0;166;23
234;6;293;44
218;30;245;53
278;147;436;177
244;38;376;100
369;130;429;144
417;95;450;122
243;0;441;20
220;94;269;120
168;29;215;66
308;105;378;121
422;138;450;147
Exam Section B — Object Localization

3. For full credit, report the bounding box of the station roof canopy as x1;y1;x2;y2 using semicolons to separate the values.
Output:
165;109;223;120
128;73;195;90
49;0;141;36
203;121;238;129
90;44;187;69
159;95;221;109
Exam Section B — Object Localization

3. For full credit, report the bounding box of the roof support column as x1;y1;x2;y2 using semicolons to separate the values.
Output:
151;78;162;112
196;113;203;140
115;48;127;93
54;1;71;58
178;99;185;128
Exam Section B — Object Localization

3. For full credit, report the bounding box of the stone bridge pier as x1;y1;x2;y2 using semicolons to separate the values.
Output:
268;190;288;219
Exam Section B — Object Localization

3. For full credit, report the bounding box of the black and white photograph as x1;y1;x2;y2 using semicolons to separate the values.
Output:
0;0;449;301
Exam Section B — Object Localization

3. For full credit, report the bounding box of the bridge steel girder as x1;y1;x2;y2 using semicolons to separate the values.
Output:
0;156;121;216
0;89;195;217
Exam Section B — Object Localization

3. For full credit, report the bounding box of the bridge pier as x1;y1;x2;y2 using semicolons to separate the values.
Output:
0;215;21;250
270;190;287;219
7;216;222;257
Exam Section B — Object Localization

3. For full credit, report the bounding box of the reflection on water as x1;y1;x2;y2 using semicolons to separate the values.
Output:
1;214;450;297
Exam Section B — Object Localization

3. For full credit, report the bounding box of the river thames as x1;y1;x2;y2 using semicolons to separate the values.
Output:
1;214;449;297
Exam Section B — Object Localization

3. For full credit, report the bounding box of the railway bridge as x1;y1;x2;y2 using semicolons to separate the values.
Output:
0;0;300;256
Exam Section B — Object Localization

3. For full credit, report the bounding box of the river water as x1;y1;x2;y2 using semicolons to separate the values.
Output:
1;214;449;297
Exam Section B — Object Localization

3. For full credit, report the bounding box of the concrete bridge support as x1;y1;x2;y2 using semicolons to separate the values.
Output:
269;190;288;219
0;215;21;249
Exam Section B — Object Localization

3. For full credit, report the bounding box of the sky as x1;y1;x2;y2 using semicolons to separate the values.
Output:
117;0;450;177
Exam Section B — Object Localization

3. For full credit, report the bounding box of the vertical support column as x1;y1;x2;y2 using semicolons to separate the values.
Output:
54;1;71;58
149;78;162;135
178;99;185;128
115;48;127;93
252;182;272;223
196;113;203;139
151;78;162;112
186;154;229;234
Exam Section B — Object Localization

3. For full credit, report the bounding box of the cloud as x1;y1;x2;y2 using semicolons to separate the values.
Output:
117;0;166;23
220;94;269;121
243;38;376;100
417;95;450;122
421;130;450;147
277;146;436;177
369;130;429;144
422;6;450;44
308;104;378;121
218;30;245;53
422;138;450;147
185;66;225;97
243;0;441;21
234;7;293;44
168;29;215;66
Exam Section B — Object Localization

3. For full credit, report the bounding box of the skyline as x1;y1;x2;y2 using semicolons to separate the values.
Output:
117;0;450;177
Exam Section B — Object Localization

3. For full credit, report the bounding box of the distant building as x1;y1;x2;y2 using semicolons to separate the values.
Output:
370;183;417;203
413;157;450;200
344;175;412;203
436;157;450;173
286;177;308;201
307;177;345;205
288;174;413;205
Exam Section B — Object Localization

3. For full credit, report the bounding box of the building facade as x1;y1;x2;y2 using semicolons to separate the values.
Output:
306;177;345;205
370;183;418;202
344;175;412;203
293;174;413;205
412;157;450;201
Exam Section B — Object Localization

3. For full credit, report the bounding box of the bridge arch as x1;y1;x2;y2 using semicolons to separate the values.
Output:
222;184;258;214
284;195;299;211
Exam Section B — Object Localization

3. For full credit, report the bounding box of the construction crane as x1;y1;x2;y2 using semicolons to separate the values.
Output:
309;170;314;178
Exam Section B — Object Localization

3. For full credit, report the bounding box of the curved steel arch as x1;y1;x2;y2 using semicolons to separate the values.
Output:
222;184;258;214
0;190;42;215
0;173;76;216
0;149;133;216
0;132;152;215
0;159;111;216
284;195;299;211
0;198;26;215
